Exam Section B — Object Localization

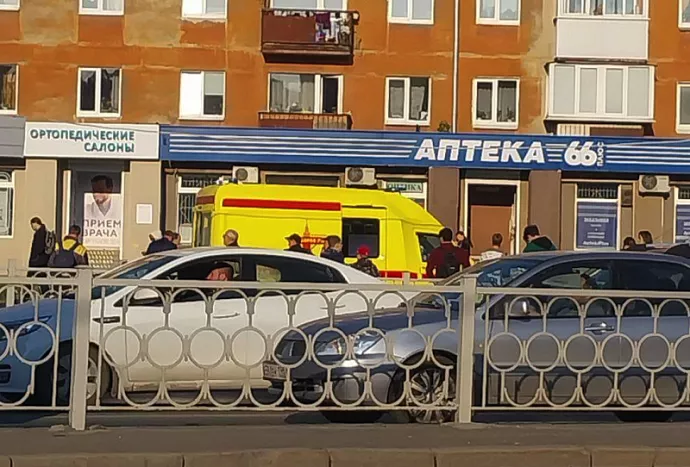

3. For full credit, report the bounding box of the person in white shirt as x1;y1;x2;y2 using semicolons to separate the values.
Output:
85;175;121;221
479;233;505;262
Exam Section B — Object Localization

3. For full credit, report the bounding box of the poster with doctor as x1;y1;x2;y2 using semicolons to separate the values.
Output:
83;174;122;248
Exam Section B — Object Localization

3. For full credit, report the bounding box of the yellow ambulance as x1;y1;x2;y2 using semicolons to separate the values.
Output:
192;183;443;279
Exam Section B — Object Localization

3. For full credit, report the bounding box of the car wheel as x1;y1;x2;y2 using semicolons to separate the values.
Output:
36;344;111;407
615;411;673;423
389;355;457;424
320;410;384;424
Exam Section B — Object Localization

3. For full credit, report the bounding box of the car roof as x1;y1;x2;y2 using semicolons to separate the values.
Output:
507;250;690;264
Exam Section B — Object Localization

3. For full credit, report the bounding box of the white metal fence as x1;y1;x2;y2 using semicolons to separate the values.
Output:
0;269;689;429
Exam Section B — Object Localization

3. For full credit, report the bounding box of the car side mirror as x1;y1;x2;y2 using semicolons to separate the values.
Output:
508;298;541;319
116;288;162;307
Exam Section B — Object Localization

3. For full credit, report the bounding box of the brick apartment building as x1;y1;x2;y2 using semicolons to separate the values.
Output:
0;0;690;266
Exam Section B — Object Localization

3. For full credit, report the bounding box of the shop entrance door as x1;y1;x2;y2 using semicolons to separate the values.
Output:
467;184;517;256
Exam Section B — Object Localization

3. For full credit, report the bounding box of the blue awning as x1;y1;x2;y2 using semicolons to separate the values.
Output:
159;125;690;174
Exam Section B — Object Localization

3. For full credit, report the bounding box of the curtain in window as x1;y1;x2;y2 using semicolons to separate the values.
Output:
205;0;226;14
0;66;16;111
475;82;493;121
684;0;690;23
605;0;623;14
391;0;408;18
269;74;315;112
270;75;287;112
388;80;405;119
299;75;315;112
681;87;690;126
590;0;603;14
100;68;120;114
480;0;495;18
103;0;123;11
203;72;225;116
81;0;97;9
411;0;433;20
497;81;516;122
80;70;96;112
500;0;519;20
409;78;429;121
567;0;584;14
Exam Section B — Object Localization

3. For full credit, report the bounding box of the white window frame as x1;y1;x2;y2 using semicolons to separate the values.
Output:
79;0;124;16
558;0;648;17
269;0;348;9
676;83;690;134
181;0;227;20
681;0;690;31
76;67;122;118
388;0;435;25
0;171;15;238
179;70;226;121
0;0;19;12
472;78;520;130
547;63;655;121
0;64;18;116
574;183;621;251
476;0;521;25
384;76;432;126
266;73;344;114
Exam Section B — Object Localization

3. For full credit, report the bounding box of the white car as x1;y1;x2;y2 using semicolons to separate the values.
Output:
81;248;399;400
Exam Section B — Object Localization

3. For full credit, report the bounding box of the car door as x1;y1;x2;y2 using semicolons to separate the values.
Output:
613;258;690;406
486;259;617;406
124;255;249;389
236;254;352;384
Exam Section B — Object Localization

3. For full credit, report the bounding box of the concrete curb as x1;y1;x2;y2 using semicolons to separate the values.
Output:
5;447;690;467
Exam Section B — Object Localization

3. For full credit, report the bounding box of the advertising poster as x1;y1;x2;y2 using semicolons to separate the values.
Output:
676;205;690;243
576;201;618;249
82;174;122;248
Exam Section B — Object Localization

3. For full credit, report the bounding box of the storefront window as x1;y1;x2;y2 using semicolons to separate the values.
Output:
178;174;224;244
0;171;14;237
265;173;340;187
575;183;619;250
675;187;690;243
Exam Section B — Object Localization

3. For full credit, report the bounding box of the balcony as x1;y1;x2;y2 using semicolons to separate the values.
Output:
555;0;648;61
258;112;353;130
261;8;357;61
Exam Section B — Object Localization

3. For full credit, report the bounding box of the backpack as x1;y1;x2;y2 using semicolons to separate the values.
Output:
436;250;461;279
50;241;79;268
44;230;57;256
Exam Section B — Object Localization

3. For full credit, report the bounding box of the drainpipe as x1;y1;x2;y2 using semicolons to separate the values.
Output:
451;0;460;132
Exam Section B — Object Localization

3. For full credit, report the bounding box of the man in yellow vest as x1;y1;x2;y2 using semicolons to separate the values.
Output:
49;225;89;268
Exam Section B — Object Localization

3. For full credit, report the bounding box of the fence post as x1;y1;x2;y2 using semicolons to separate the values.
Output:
402;272;410;285
68;268;94;431
6;259;16;306
455;274;477;423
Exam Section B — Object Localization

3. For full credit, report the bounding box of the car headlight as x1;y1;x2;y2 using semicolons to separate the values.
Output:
0;317;51;341
316;330;383;357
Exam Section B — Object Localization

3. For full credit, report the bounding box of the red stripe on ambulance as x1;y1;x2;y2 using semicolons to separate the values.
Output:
222;198;342;211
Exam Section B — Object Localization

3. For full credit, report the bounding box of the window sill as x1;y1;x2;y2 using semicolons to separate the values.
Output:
546;113;654;123
476;18;520;26
0;5;19;11
182;14;227;22
76;112;122;119
385;119;431;127
676;125;690;134
557;14;648;20
473;121;518;130
0;109;18;116
679;23;690;30
78;9;125;16
179;115;225;121
388;17;434;25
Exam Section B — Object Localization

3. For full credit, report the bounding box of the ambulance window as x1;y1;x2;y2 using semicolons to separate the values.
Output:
342;218;380;258
418;233;440;263
194;212;212;247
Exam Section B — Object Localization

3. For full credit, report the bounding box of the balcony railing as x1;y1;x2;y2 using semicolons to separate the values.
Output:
261;8;356;58
258;112;353;130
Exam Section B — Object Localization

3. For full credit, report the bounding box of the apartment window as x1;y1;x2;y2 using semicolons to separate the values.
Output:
0;0;19;11
477;0;520;24
681;0;690;27
677;84;690;133
548;63;653;121
0;172;14;237
473;78;519;129
179;71;225;120
80;0;124;15
0;65;17;114
385;77;430;125
561;0;645;16
182;0;226;19
269;73;342;114
271;0;346;9
78;68;121;117
389;0;434;24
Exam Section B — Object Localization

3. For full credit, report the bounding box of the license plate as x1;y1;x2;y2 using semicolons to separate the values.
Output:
263;362;287;381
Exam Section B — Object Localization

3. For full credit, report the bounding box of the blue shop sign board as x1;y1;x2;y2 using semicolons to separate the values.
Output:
160;125;690;173
576;202;619;249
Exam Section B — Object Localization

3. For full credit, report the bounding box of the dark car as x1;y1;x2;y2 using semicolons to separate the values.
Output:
264;251;690;424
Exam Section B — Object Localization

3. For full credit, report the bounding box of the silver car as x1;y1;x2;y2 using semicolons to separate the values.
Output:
265;251;690;424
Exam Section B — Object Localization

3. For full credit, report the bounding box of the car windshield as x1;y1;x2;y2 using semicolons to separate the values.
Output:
92;255;177;299
415;257;545;308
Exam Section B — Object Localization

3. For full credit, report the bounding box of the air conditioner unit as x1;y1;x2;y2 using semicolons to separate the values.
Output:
345;167;376;186
232;166;259;184
639;175;671;194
